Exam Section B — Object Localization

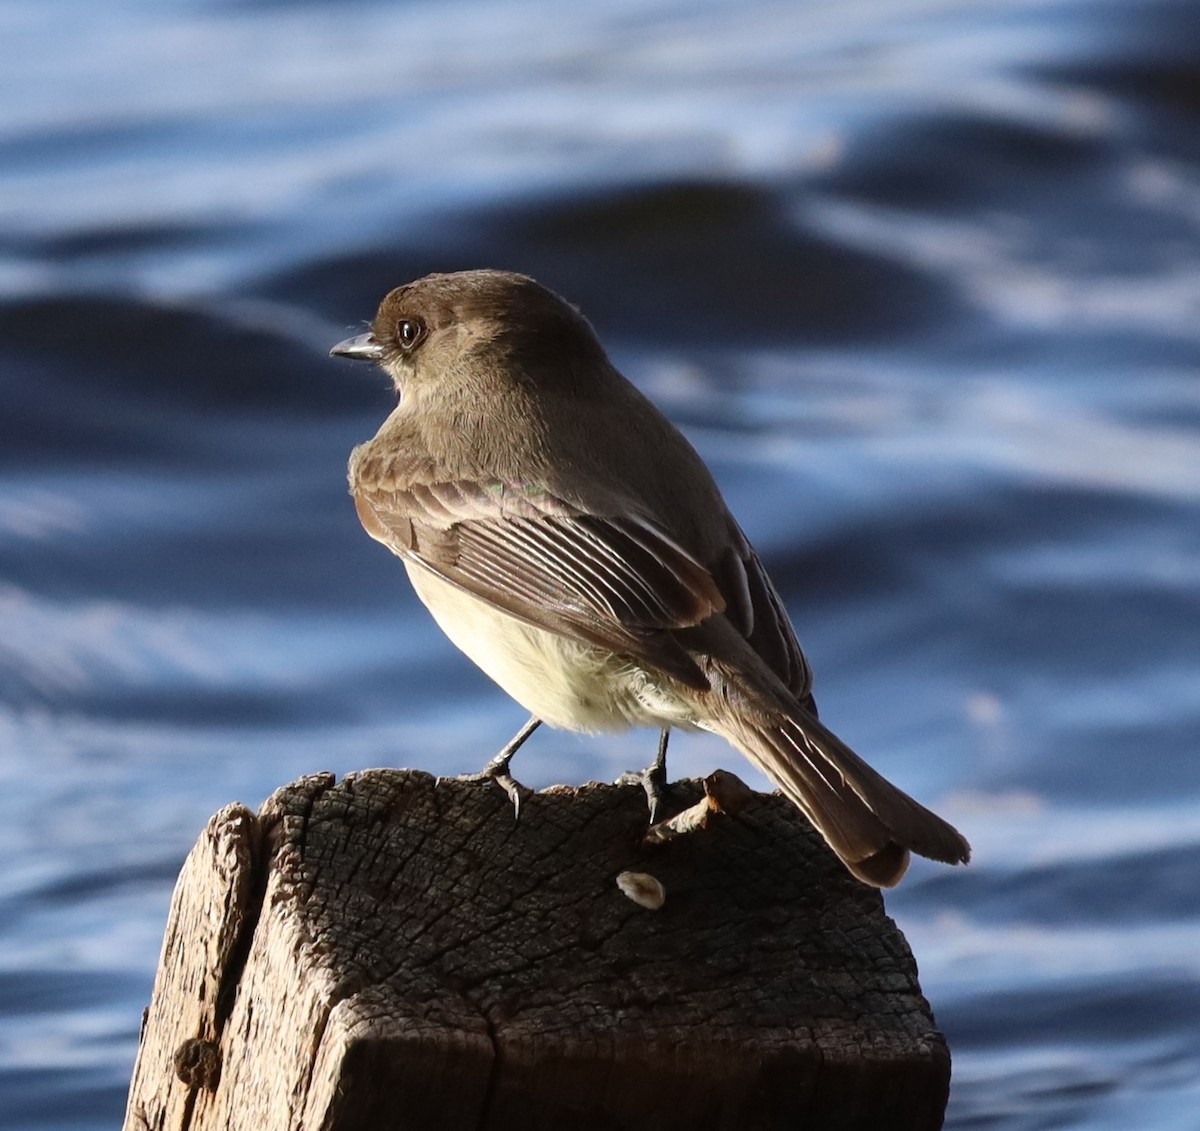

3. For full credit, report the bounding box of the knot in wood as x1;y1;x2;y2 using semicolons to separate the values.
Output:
173;1036;222;1090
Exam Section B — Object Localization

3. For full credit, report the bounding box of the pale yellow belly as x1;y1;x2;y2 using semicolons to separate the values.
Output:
404;562;696;733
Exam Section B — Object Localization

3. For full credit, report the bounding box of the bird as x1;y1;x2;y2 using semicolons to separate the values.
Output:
330;269;970;887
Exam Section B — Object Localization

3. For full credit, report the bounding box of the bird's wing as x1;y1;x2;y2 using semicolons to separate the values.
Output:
710;521;814;703
353;477;726;689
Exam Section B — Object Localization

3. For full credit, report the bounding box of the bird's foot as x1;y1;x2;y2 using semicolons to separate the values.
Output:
457;763;531;820
456;716;540;821
641;757;669;825
615;764;670;824
617;728;672;825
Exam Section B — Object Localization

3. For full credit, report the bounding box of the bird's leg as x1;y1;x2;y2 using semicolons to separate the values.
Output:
644;727;672;823
458;715;541;820
617;728;673;822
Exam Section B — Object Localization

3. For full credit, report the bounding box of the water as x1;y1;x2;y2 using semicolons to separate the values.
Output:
2;0;1199;1126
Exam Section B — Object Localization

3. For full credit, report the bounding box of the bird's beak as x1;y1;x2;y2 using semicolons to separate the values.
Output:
330;332;385;362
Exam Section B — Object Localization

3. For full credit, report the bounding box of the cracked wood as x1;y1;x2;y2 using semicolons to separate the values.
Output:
124;769;951;1130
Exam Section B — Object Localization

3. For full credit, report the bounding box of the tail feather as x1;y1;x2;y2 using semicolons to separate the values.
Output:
712;700;970;888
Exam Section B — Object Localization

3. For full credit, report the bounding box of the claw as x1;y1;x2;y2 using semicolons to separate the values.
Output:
617;728;671;824
493;772;532;822
643;728;670;824
457;715;541;820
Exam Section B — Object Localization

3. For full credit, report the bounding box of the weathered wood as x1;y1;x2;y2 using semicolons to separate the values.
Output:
124;769;950;1131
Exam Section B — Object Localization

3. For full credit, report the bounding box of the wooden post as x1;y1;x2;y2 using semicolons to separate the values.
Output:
124;769;950;1130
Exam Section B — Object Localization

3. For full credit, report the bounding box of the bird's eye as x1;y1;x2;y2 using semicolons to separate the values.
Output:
396;319;424;350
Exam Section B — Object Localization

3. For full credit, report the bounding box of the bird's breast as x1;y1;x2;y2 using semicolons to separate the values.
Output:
403;562;696;734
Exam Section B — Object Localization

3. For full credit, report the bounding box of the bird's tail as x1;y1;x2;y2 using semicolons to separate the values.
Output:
708;691;970;887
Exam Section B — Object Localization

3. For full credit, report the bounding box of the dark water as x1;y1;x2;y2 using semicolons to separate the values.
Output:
3;0;1200;1126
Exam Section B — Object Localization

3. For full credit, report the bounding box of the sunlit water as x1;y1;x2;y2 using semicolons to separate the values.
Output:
2;0;1199;1126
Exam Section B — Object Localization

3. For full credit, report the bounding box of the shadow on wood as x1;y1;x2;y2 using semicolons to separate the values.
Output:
124;769;950;1130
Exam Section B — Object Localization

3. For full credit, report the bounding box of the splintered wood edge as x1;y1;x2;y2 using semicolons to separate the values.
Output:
123;799;265;1130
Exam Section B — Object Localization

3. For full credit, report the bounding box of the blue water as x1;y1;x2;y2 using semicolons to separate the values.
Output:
3;0;1199;1126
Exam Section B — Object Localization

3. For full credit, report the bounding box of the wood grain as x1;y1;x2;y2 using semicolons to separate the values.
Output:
124;769;950;1130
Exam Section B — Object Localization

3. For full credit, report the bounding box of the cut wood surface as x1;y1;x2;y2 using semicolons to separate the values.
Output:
124;768;950;1131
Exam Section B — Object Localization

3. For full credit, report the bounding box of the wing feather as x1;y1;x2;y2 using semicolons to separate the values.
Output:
354;469;816;700
354;477;725;689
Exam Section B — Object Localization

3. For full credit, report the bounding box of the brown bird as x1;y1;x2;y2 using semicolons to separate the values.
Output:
331;269;970;887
